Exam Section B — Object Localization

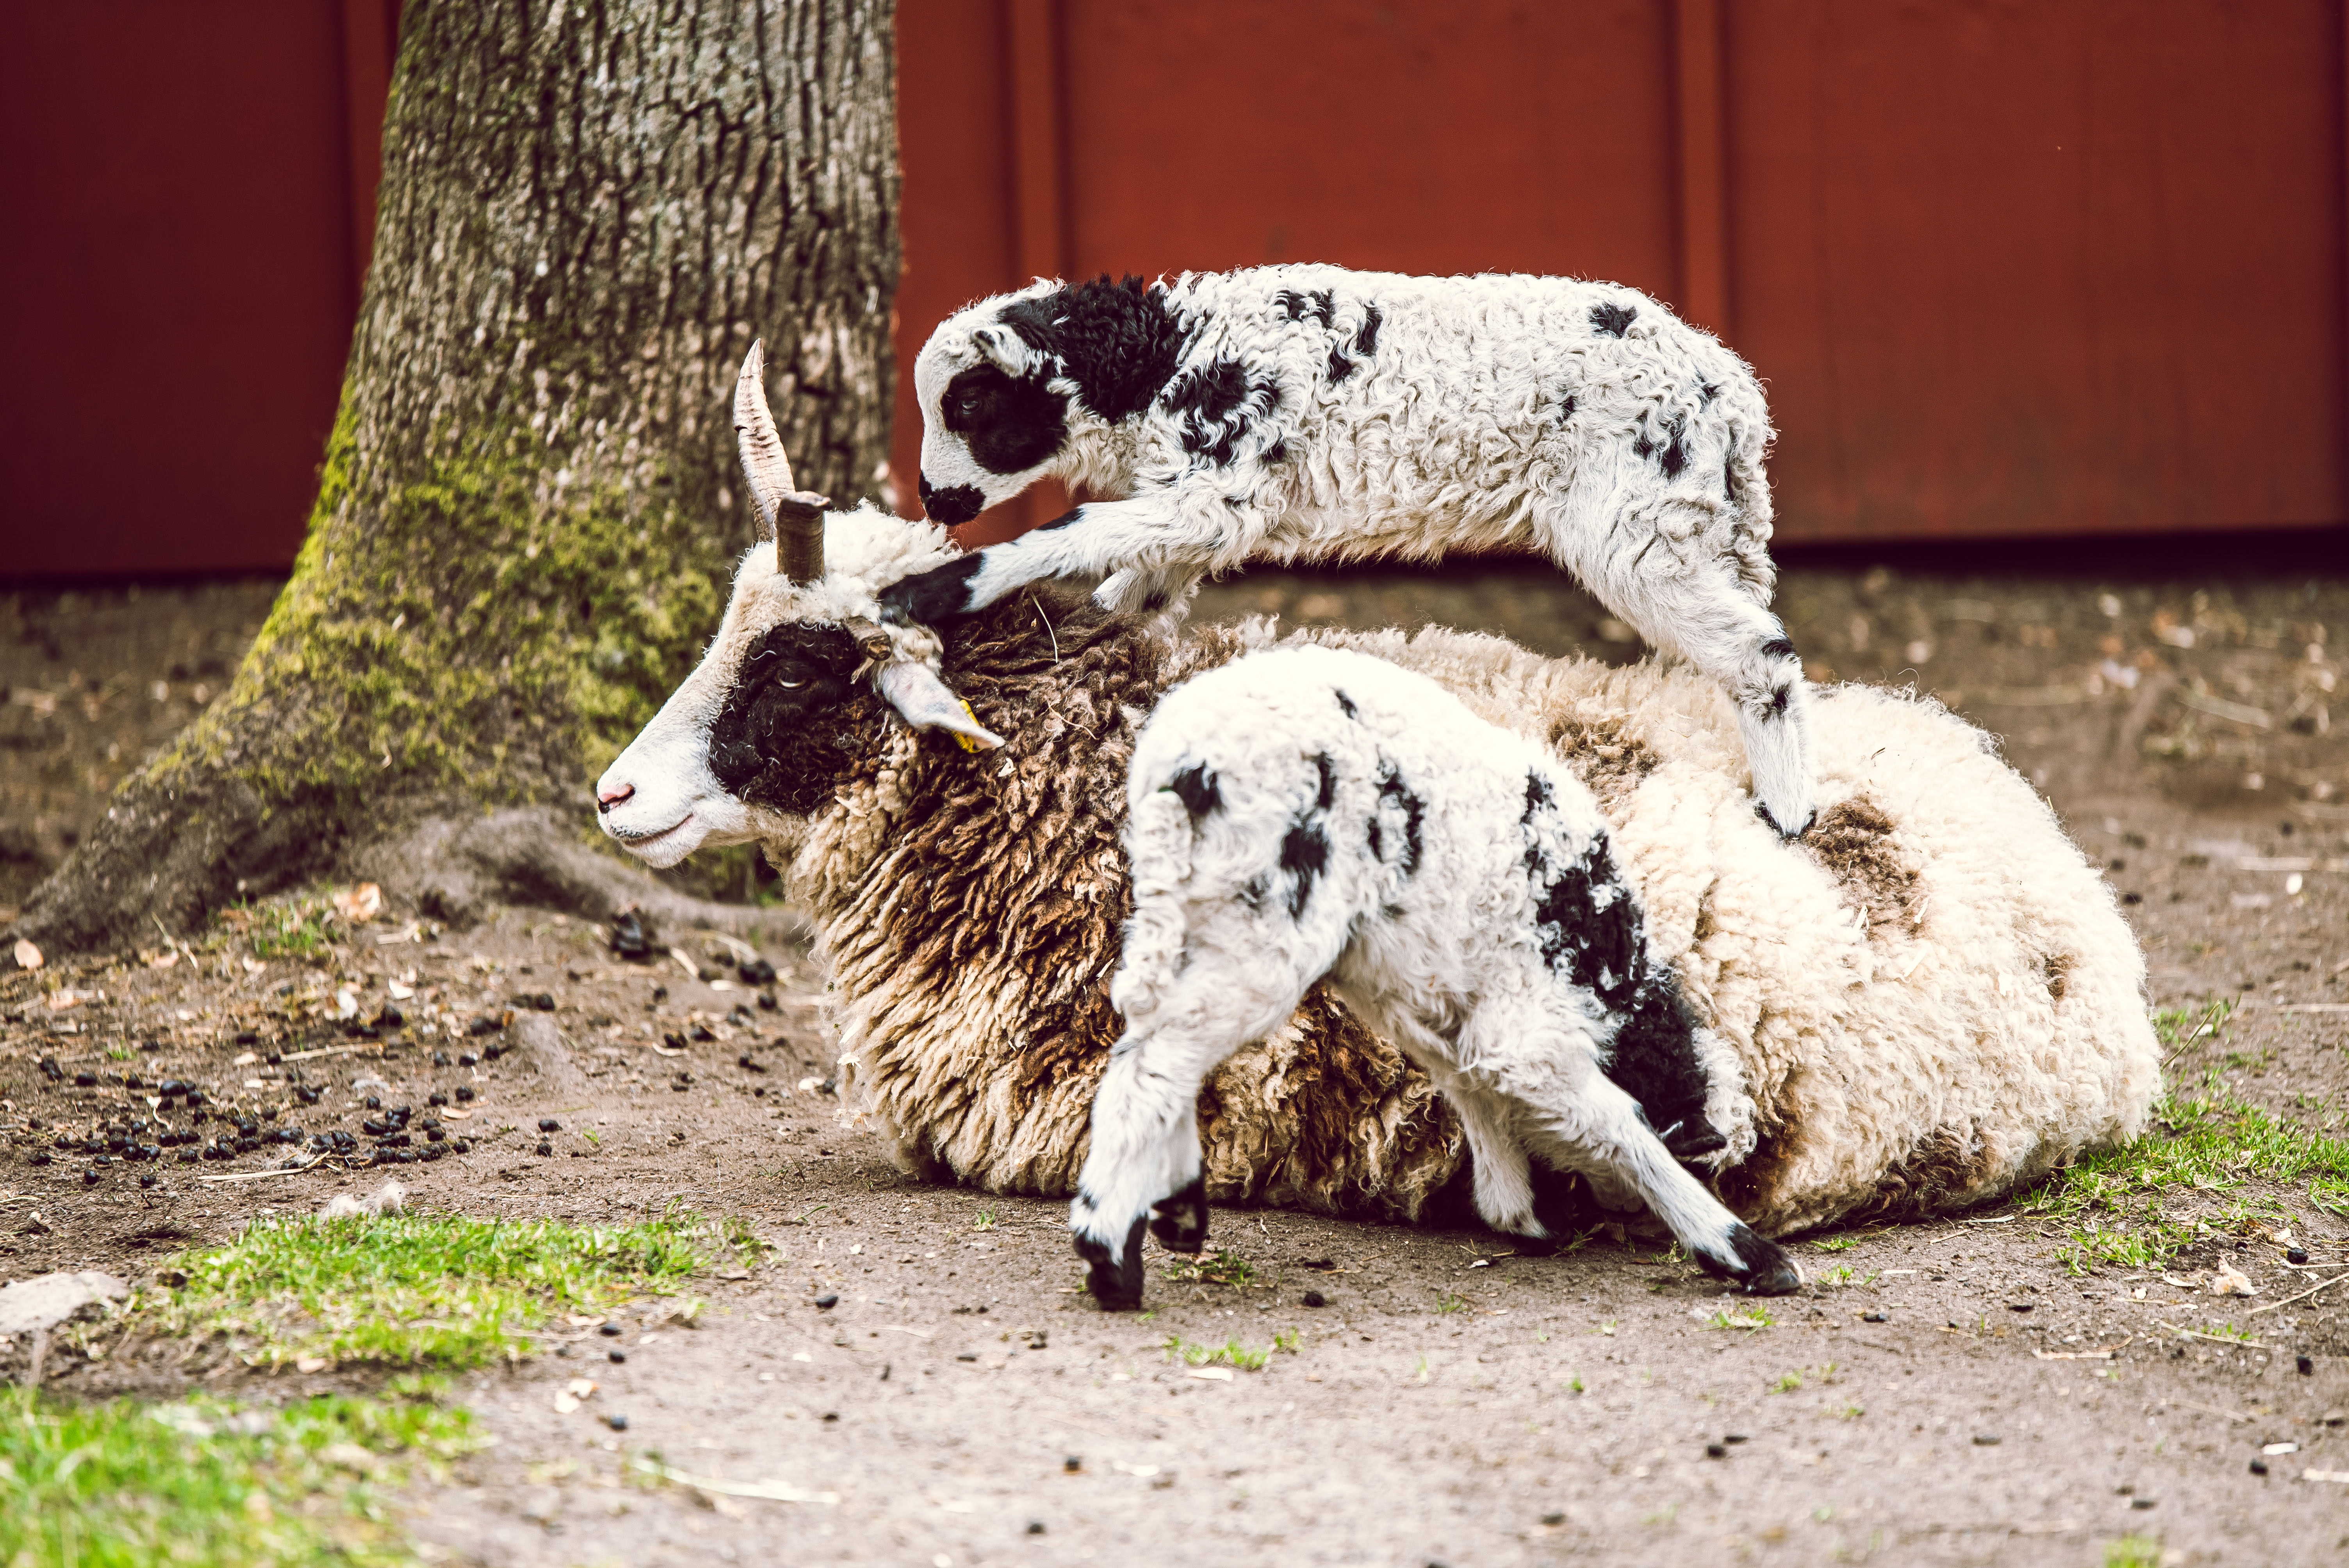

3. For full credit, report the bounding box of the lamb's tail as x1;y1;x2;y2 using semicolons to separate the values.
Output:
1109;781;1198;1023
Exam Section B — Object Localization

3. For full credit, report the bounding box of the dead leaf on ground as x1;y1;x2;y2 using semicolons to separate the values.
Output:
331;883;382;924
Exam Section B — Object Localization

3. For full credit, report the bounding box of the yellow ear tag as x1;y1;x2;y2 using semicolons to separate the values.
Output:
954;701;986;752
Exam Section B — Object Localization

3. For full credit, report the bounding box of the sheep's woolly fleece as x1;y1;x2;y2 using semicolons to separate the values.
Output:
792;590;2157;1236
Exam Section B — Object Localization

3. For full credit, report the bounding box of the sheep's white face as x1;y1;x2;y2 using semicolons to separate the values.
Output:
594;508;1000;868
595;546;813;868
913;294;1073;527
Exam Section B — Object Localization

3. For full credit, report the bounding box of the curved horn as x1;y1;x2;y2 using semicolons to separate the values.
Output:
734;340;831;583
875;661;1005;751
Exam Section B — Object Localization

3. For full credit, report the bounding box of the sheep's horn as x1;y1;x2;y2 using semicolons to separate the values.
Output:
875;661;1005;751
734;340;831;582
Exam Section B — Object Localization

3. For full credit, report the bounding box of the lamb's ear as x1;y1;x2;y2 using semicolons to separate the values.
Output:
875;661;1005;751
969;323;1028;375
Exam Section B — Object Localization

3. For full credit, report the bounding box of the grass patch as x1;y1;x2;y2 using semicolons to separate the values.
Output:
1160;1250;1259;1288
2014;1003;2349;1276
119;1209;729;1370
218;893;344;962
1809;1235;1859;1253
1435;1292;1469;1315
1707;1305;1774;1331
2104;1536;2164;1568
1162;1335;1293;1372
0;1382;476;1567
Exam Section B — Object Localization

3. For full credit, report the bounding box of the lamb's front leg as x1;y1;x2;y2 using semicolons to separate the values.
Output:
1071;973;1305;1309
879;492;1211;624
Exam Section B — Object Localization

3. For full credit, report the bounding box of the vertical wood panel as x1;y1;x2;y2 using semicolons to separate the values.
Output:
1672;0;1732;335
1725;0;2345;542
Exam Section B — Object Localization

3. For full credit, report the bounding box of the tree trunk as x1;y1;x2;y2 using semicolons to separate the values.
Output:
13;0;897;953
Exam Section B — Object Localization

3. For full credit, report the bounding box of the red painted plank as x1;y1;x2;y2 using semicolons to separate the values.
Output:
1725;0;2347;541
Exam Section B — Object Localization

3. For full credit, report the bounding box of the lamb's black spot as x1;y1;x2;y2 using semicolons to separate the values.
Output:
1600;972;1720;1167
1768;684;1792;717
1375;763;1425;877
1311;752;1337;810
1523;770;1554;822
1352;302;1381;357
1700;381;1720;404
1168;763;1220;820
941;362;1068;476
917;475;984;526
1161;356;1249;424
1528;838;1642;1009
1274;288;1336;327
997;274;1186;422
1659;416;1688;479
706;623;868;815
1280;819;1330;917
1559;393;1577;422
1264;440;1288;463
1590;300;1638;338
1333;689;1357;719
1036;506;1086;531
1326;346;1355;383
1162;356;1279;466
1366;820;1381;858
1758;636;1796;659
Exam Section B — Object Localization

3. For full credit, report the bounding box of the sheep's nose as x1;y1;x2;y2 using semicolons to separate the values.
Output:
596;781;635;815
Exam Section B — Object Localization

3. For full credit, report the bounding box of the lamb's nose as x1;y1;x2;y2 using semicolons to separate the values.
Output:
596;782;635;815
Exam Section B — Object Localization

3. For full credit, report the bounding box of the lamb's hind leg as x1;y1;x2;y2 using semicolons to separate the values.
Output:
1510;1048;1801;1295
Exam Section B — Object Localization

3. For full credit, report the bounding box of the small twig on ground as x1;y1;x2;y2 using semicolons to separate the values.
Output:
2252;1270;2349;1315
196;1156;329;1185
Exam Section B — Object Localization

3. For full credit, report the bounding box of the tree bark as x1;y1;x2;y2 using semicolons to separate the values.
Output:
12;0;897;953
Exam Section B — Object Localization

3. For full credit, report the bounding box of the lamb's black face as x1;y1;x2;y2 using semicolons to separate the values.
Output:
706;623;878;816
940;362;1069;477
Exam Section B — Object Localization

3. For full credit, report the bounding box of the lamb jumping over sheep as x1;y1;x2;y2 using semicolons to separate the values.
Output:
1075;645;1800;1306
593;347;2160;1295
883;265;1817;837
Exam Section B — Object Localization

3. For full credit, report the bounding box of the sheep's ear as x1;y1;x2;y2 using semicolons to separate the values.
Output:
970;324;1026;374
875;661;1004;751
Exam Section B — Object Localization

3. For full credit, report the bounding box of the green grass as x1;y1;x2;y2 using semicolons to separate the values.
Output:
0;1382;476;1567
1162;1336;1277;1372
1769;1369;1804;1393
1809;1235;1860;1253
1160;1249;1258;1288
2014;1003;2349;1275
2104;1535;2164;1568
1707;1305;1774;1331
221;893;342;961
118;1209;728;1370
1435;1292;1469;1315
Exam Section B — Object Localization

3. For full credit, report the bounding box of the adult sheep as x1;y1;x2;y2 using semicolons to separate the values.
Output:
593;347;2160;1285
882;266;1816;837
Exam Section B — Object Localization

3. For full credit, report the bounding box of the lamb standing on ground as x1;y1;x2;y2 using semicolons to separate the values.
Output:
1074;645;1800;1306
593;348;2160;1293
883;266;1816;836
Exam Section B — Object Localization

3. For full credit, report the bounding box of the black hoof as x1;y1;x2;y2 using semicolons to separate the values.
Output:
1755;801;1816;840
1147;1176;1208;1254
877;553;985;626
1698;1221;1803;1295
1076;1216;1147;1310
1659;1121;1728;1165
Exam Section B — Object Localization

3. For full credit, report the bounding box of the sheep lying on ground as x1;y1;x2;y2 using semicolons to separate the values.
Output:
593;349;2160;1284
1074;645;1800;1306
884;265;1816;837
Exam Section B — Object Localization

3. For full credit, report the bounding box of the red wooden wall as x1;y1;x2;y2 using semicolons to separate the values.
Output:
4;1;2343;577
0;0;399;578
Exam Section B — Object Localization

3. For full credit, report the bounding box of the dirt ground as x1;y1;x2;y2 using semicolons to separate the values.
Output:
3;551;2347;1566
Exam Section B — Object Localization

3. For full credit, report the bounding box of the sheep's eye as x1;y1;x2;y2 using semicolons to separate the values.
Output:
776;679;804;690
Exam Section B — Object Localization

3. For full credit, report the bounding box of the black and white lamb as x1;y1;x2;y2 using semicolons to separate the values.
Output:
882;265;1816;837
1074;643;1800;1306
593;348;2160;1299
